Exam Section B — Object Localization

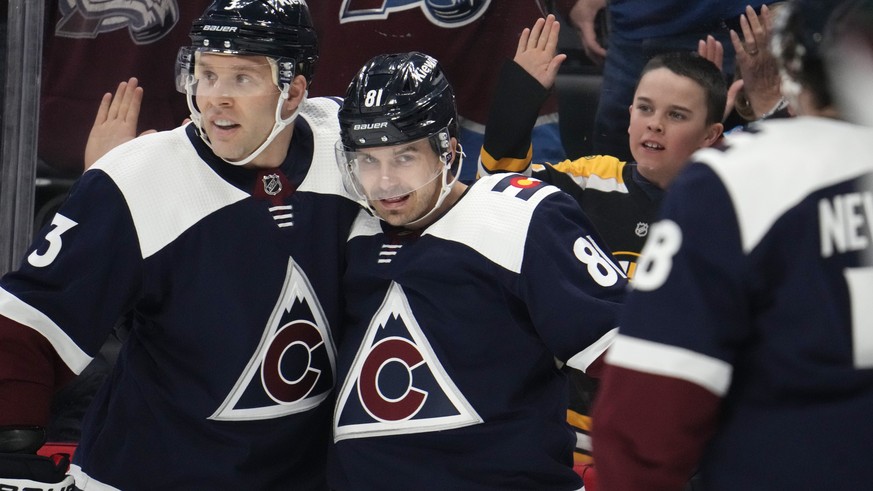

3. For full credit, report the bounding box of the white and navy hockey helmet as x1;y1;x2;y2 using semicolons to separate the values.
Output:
176;0;318;91
337;51;458;150
335;52;463;222
174;0;318;167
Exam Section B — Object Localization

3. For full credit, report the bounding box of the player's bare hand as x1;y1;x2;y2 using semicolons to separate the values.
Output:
514;15;567;90
568;0;607;66
730;4;783;118
84;78;156;170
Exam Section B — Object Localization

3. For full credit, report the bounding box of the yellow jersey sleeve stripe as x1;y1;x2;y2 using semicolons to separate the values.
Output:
479;145;534;175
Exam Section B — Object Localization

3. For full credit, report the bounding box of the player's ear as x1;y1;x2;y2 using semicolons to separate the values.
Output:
450;137;459;157
701;122;724;148
283;74;308;112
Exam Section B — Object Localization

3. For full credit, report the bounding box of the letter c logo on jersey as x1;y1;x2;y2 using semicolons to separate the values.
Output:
359;337;427;421
211;259;337;421
340;0;491;28
334;282;482;440
262;320;324;404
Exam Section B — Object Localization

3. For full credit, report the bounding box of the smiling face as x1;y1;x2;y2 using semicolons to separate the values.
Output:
353;137;449;227
193;53;295;168
627;67;722;189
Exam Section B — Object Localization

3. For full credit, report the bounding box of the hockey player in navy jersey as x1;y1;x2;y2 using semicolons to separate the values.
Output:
479;16;727;280
329;51;626;490
591;0;873;489
0;0;359;489
478;16;727;469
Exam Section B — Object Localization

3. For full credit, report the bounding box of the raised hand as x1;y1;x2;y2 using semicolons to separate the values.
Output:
514;15;567;90
698;35;740;122
730;4;784;119
84;77;156;170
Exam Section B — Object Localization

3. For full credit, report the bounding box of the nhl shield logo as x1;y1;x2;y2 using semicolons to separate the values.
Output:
635;222;649;237
263;174;282;196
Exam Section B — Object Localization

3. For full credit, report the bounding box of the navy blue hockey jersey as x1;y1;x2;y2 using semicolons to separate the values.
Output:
593;117;873;490
481;155;662;279
0;98;359;489
478;61;662;280
328;174;626;490
478;59;658;466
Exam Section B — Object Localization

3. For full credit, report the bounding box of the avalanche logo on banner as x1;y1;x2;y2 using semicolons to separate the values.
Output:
56;0;180;44
339;0;491;28
211;257;336;421
334;282;482;441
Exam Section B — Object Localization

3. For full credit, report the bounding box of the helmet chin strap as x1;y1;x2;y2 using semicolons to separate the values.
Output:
402;143;465;228
184;76;305;167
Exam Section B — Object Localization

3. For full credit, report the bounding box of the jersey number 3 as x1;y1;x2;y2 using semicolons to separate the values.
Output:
28;214;78;268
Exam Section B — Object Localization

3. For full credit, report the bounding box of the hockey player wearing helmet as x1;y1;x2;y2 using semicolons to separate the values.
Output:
330;52;626;489
335;52;466;229
590;0;873;490
0;0;359;489
176;0;319;167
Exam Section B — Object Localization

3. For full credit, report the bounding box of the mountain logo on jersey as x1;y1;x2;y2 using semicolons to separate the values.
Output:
334;282;482;441
211;258;336;421
339;0;491;28
56;0;180;44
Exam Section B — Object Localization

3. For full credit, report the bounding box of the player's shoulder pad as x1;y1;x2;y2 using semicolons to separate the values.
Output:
474;173;560;204
297;97;357;201
348;209;381;242
690;117;873;252
423;174;563;273
89;125;238;206
89;125;191;174
90;125;249;259
300;95;342;116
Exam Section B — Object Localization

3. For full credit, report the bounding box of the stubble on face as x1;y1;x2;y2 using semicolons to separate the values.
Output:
195;54;285;167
